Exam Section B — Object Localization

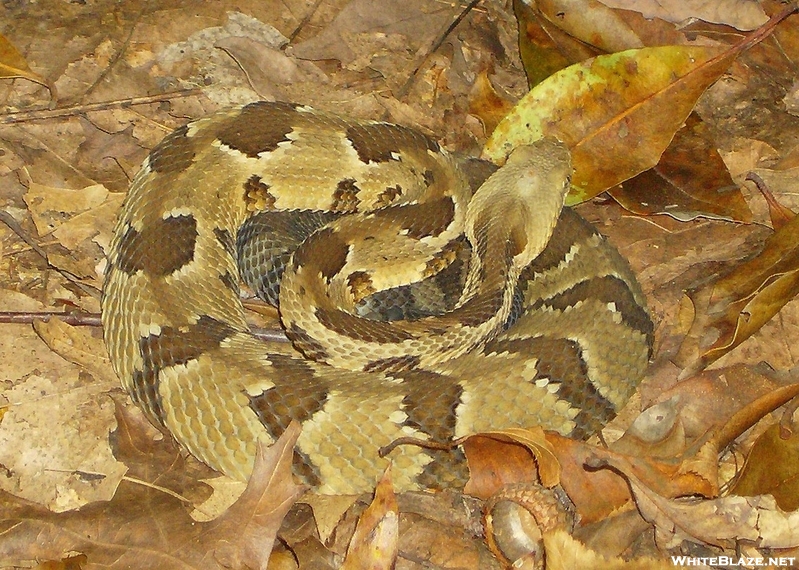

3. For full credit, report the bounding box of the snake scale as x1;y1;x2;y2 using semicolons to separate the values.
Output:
102;101;654;494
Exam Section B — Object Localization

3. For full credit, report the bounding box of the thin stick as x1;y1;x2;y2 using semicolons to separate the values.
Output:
0;89;203;125
0;310;289;342
396;0;483;99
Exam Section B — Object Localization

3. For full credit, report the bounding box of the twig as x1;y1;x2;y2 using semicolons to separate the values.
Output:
0;210;101;297
0;311;102;327
0;310;289;342
0;89;203;125
288;0;327;43
396;0;483;99
0;210;49;259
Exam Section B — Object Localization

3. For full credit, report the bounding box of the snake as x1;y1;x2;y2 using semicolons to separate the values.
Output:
101;101;653;494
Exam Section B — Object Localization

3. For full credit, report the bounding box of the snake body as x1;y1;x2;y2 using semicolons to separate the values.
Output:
102;101;653;494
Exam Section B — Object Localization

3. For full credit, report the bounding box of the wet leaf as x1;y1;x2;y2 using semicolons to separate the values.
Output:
610;113;752;222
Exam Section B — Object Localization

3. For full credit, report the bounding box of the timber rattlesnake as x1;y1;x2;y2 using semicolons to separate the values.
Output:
102;101;653;494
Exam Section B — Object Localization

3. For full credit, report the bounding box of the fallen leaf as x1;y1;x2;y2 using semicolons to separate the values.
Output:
462;427;559;499
610;113;752;222
730;423;799;511
0;33;51;93
535;0;644;53
0;409;304;569
675;211;799;377
200;422;307;570
484;13;791;204
513;0;583;88
597;0;769;31
289;0;457;68
544;528;675;569
341;467;398;570
216;37;327;101
619;460;799;551
468;71;515;136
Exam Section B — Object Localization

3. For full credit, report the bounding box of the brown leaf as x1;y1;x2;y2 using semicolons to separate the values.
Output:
610;113;752;222
543;434;640;524
604;454;799;550
462;428;559;500
341;467;398;570
675;212;799;377
216;37;327;102
535;0;644;54
598;0;769;30
731;423;799;511
544;528;675;570
468;71;515;136
0;407;304;569
201;422;307;570
484;12;793;204
513;0;598;88
0;33;51;92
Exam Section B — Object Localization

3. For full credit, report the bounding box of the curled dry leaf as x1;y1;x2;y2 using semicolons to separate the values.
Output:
202;422;307;570
340;466;398;570
461;427;559;500
627;466;799;551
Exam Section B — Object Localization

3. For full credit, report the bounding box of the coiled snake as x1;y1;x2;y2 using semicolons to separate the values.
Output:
102;101;653;494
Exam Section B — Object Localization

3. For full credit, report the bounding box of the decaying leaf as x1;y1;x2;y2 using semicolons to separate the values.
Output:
544;528;675;570
621;462;799;551
513;0;595;88
0;411;304;569
598;0;769;30
535;0;644;54
200;423;307;570
468;71;515;136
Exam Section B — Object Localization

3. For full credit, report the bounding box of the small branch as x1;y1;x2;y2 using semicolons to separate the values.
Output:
397;0;483;99
0;89;203;125
0;310;289;343
0;311;102;327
